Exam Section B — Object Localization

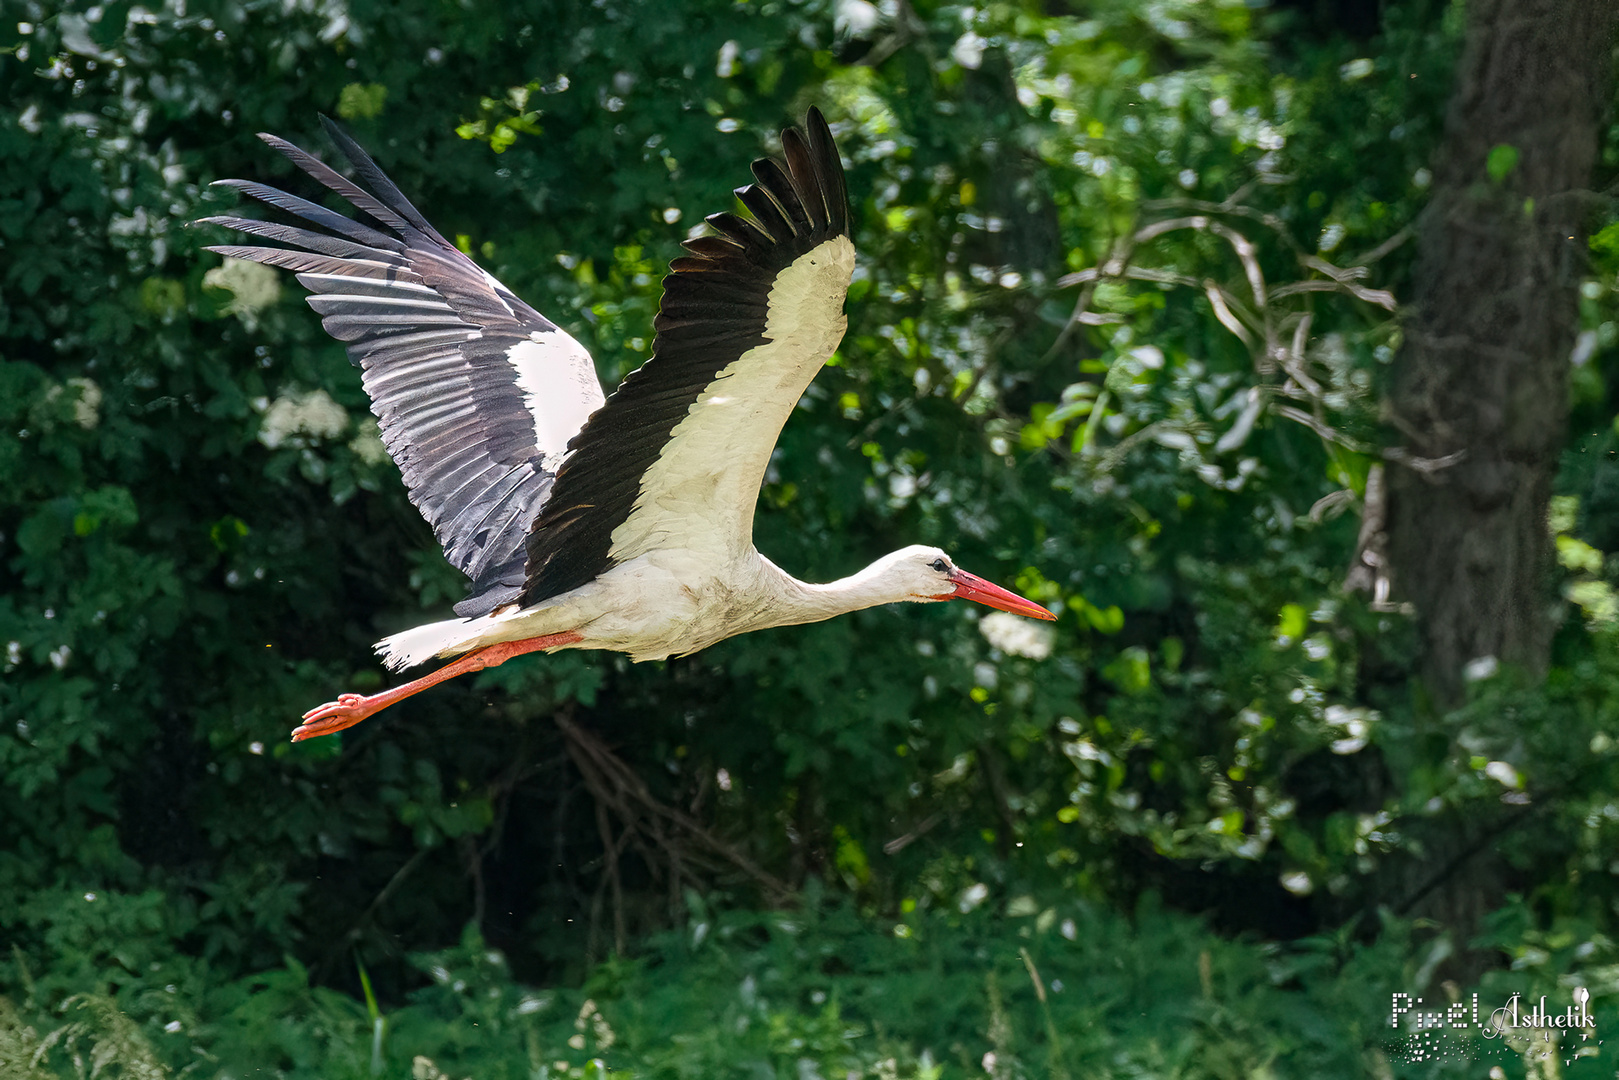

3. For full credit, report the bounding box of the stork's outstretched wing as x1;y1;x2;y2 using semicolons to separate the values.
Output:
201;118;604;617
521;107;854;605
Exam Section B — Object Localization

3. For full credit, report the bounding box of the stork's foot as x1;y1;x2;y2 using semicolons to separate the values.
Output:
292;693;380;741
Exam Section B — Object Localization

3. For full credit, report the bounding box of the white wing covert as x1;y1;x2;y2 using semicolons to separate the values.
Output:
520;108;854;605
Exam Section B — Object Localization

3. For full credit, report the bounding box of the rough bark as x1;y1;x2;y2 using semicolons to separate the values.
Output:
1382;0;1615;972
1386;0;1615;707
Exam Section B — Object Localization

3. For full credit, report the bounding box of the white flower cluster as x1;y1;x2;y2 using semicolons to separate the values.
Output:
978;610;1055;659
204;256;282;329
44;377;101;428
348;418;392;466
258;388;348;450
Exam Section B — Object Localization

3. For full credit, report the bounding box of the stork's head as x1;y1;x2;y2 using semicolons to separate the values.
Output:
889;545;1055;621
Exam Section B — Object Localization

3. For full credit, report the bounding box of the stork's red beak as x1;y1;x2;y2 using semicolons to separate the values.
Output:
944;569;1057;621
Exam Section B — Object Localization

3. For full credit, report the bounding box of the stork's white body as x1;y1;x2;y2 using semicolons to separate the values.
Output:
383;554;784;666
204;110;1052;739
380;544;960;667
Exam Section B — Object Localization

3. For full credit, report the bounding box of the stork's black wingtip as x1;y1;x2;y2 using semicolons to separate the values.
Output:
318;115;368;159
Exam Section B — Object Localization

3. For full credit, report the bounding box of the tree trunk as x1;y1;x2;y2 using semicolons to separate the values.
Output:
1387;0;1615;707
1382;0;1615;970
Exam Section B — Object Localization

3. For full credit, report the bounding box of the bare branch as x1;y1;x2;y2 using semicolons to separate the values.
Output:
1204;281;1255;344
1138;194;1306;254
1384;446;1468;476
1309;488;1356;523
883;812;943;855
1347;225;1414;268
1274;404;1371;452
1208;221;1267;308
554;710;792;901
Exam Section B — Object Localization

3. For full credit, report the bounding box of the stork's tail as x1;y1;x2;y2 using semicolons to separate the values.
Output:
374;617;483;672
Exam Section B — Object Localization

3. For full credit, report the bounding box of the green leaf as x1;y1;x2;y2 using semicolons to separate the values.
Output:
337;82;389;120
1486;143;1518;182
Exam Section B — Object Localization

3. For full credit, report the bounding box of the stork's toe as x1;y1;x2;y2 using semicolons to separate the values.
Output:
292;694;373;741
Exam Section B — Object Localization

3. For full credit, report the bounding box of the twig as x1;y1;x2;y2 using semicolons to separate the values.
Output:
1392;802;1542;918
1055;265;1200;290
321;844;432;979
1348;224;1414;268
855;0;934;69
595;799;627;956
1138;195;1305;254
1281;312;1321;397
1274;405;1371;452
1344;463;1387;598
883;812;943;855
464;834;486;930
1383;446;1467;476
358;846;430;930
1308;488;1355;524
555;710;792;901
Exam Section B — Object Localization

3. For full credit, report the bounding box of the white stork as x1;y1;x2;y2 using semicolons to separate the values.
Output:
203;109;1054;742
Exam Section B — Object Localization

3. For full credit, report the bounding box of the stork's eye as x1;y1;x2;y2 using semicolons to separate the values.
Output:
929;558;949;572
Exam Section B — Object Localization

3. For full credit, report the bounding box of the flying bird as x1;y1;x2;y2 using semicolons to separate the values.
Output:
202;109;1055;741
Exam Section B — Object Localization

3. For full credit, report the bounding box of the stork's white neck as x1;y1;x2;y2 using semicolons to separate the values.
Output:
752;550;938;630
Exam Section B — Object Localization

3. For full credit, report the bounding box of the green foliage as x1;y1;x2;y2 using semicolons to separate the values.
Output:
9;0;1619;1076
0;899;1524;1078
1;991;168;1080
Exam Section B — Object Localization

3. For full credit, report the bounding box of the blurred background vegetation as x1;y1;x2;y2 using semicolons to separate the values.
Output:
5;0;1619;1075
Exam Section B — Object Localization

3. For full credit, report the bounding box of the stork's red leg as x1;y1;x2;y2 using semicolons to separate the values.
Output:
291;631;584;741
